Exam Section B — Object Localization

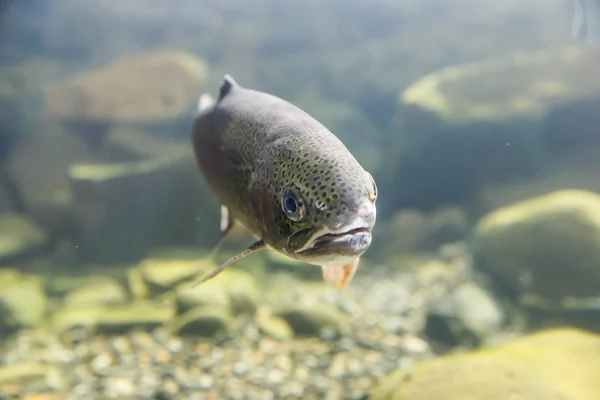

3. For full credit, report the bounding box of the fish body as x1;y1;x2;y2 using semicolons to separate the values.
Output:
190;75;377;289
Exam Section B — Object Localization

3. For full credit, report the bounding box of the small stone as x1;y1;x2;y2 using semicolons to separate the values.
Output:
174;279;230;315
138;258;202;295
453;281;504;339
96;301;175;334
170;305;232;337
127;267;149;300
0;214;48;264
0;363;54;386
0;277;48;334
63;280;128;308
277;304;349;338
255;308;293;341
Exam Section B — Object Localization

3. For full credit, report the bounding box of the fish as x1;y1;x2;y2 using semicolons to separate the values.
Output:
190;75;378;290
570;0;600;49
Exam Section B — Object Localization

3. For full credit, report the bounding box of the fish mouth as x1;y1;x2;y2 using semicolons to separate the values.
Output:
294;224;372;258
310;227;370;249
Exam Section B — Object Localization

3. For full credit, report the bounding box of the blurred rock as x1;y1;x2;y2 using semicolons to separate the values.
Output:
175;279;230;315
45;49;208;123
370;328;600;400
0;213;48;265
424;281;505;349
138;257;202;296
276;304;349;338
44;49;208;149
62;279;128;308
45;274;118;297
175;269;260;316
170;305;232;337
475;149;600;216
5;120;91;232
127;267;149;301
0;277;48;334
391;45;600;212
255;307;293;340
51;301;174;335
376;207;468;260
472;189;600;303
68;150;216;264
0;363;55;386
100;125;191;162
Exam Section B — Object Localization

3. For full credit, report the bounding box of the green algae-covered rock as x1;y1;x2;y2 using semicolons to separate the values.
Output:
175;269;261;316
276;304;349;338
170;305;232;337
472;189;600;304
0;276;48;334
62;279;128;307
51;301;174;335
370;328;600;400
390;45;600;211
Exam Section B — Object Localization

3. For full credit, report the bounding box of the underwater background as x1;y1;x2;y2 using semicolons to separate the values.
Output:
1;0;600;399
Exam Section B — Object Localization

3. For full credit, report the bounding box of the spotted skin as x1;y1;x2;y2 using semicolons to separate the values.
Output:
191;75;377;287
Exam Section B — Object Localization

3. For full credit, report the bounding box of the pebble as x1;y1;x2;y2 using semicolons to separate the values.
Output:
0;259;476;399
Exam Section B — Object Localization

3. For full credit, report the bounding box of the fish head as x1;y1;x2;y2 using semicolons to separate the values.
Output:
260;150;378;267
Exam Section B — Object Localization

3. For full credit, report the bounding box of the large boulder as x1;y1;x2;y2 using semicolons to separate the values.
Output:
68;151;217;264
370;328;600;400
472;189;600;330
388;45;600;213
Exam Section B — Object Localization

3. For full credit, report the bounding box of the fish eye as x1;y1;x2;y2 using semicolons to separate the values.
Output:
366;171;378;202
281;188;305;222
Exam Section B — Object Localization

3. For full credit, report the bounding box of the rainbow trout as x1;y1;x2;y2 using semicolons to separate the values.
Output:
190;75;377;289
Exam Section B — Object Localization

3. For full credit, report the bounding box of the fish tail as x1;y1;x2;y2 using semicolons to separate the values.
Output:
198;93;216;113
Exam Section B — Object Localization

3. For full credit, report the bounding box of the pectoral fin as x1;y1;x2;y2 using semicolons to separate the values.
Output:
207;205;237;259
321;258;360;290
192;240;266;288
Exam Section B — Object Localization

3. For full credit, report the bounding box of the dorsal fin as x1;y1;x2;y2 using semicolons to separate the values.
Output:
218;74;238;101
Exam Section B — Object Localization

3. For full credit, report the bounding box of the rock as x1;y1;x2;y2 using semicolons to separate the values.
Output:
472;190;600;304
45;275;118;297
0;363;54;386
376;207;468;260
276;304;349;338
4;120;91;231
0;267;22;289
389;44;600;212
96;302;175;334
222;270;261;316
175;278;230;315
45;49;208;124
453;282;505;340
68;150;216;264
424;281;505;349
62;280;128;308
255;308;293;340
0;213;48;265
369;328;600;400
51;301;174;335
127;267;149;300
175;269;260;316
101;125;191;162
170;305;232;337
0;277;48;334
139;258;204;296
50;306;104;335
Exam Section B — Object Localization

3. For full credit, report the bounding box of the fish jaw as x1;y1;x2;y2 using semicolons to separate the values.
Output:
290;199;376;265
292;225;372;266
